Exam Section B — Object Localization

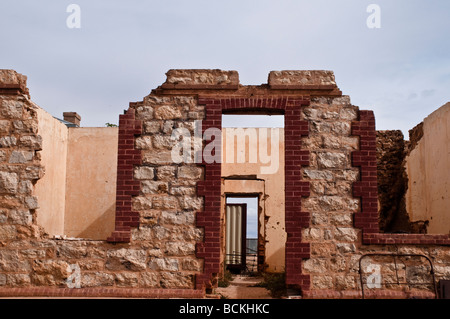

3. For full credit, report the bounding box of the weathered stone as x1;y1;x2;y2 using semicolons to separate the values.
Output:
143;121;161;134
81;272;115;287
182;258;202;271
6;274;31;287
24;196;38;209
115;272;139;287
135;135;153;150
165;241;195;256
142;149;174;165
160;272;193;289
330;213;353;226
148;248;163;258
182;227;203;241
328;257;347;272
0;250;30;272
302;228;323;241
0;225;17;240
162;120;174;135
268;70;336;87
131;226;153;241
154;105;183;120
161;211;195;225
165;69;239;86
21;165;44;180
152;196;178;210
0;69;28;88
19;135;42;149
303;169;333;181
136;105;154;120
106;248;147;271
339;107;358;120
303;258;327;273
156;166;176;180
18;180;33;194
149;258;179;271
331;121;351;135
8;209;32;225
334;227;359;242
152;225;170;240
0;136;17;147
0;171;18;194
134;166;155;180
317;152;347;169
178;196;203;210
335;275;357;290
153;134;177;149
31;274;56;286
177;166;202;180
311;242;336;257
0;210;7;223
0;120;11;134
312;275;334;289
302;108;321;120
141;181;169;194
57;242;88;259
169;186;196;196
1;100;23;119
140;271;160;287
75;259;104;271
132;196;152;210
31;260;70;280
9;150;34;163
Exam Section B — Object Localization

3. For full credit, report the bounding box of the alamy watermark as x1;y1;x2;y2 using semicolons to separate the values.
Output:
366;4;381;29
66;263;81;288
365;263;382;289
171;121;281;175
66;4;81;29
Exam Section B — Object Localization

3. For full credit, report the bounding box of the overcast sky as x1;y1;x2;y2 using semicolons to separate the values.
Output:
1;0;449;136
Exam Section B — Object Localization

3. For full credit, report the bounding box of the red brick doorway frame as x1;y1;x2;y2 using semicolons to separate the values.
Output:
195;97;311;292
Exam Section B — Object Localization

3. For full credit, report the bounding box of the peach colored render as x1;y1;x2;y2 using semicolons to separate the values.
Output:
405;102;450;234
33;109;118;240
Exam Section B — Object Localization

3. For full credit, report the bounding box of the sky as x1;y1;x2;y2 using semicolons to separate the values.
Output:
1;0;449;136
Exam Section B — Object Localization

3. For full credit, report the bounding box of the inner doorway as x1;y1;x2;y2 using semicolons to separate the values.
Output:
225;196;258;273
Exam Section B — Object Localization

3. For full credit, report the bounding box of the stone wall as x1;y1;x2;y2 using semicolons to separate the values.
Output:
376;130;411;233
0;70;204;297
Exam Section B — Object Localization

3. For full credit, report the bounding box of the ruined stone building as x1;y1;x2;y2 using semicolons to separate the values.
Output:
0;68;449;298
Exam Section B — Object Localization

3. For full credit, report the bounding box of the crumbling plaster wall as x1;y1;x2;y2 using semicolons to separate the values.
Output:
34;107;68;236
0;69;450;299
405;102;450;235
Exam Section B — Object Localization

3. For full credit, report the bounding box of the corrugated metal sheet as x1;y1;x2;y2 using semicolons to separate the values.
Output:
226;204;243;265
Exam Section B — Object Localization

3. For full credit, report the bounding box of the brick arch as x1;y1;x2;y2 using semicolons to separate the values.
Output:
195;96;312;291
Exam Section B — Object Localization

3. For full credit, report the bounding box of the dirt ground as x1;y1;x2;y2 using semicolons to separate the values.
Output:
214;275;273;299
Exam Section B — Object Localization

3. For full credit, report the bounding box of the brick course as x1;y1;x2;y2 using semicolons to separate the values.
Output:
107;107;142;243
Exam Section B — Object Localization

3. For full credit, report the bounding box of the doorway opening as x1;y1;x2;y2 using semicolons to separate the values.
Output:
221;112;286;276
225;196;259;273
